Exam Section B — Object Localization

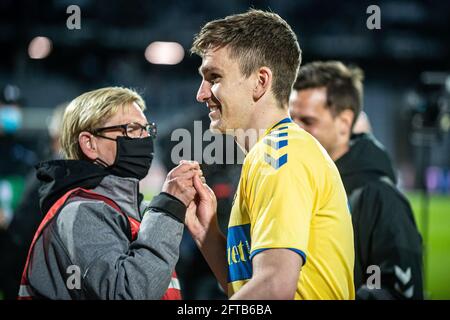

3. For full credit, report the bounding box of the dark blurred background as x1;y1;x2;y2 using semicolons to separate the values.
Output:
0;0;449;299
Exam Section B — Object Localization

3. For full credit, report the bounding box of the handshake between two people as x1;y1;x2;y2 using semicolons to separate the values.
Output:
160;160;220;246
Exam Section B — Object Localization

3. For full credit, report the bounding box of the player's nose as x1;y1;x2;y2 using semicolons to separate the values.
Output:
196;80;211;104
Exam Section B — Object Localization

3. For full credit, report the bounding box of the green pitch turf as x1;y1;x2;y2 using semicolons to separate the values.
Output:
407;192;450;300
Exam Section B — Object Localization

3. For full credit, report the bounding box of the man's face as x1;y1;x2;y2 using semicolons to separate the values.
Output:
289;87;342;156
196;46;256;134
94;102;148;165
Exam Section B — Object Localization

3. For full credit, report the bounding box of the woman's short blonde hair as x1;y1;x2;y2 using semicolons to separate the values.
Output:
61;87;146;160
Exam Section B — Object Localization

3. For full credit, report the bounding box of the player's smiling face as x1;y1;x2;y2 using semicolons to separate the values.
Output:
196;46;255;134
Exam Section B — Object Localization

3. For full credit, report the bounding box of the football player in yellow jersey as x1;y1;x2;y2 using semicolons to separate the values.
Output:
185;9;355;299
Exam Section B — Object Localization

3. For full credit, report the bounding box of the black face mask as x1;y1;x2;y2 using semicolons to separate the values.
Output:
96;136;154;180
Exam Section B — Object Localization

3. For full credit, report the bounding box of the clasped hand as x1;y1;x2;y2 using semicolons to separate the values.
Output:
161;160;219;244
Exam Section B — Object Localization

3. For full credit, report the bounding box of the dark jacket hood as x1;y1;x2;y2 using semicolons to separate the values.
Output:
36;160;109;215
335;133;397;194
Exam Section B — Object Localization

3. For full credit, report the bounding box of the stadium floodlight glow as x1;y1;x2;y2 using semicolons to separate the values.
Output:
28;36;52;59
145;41;184;65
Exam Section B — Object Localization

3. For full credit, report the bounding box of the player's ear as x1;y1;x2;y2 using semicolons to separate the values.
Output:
253;66;272;101
78;131;99;161
337;109;355;137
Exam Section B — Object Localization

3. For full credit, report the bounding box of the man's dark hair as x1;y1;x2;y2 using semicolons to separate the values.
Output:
191;9;301;108
294;61;364;126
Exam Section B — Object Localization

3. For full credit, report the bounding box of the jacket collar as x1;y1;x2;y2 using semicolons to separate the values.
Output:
92;175;143;221
37;160;144;221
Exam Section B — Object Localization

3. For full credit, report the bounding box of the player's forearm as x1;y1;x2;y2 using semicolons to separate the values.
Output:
230;273;295;300
196;229;228;293
230;278;270;299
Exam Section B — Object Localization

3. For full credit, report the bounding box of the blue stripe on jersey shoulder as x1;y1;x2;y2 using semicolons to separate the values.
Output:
264;153;288;169
274;132;288;138
264;138;288;150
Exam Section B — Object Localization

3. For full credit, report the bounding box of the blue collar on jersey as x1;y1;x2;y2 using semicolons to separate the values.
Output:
269;117;292;131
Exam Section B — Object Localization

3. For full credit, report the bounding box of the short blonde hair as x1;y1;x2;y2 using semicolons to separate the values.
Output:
61;87;146;160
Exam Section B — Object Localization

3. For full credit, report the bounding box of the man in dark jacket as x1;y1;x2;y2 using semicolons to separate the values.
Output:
289;61;423;299
18;87;202;300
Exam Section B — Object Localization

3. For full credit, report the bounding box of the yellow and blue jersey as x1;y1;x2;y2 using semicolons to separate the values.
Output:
227;117;355;299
